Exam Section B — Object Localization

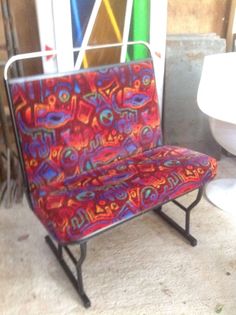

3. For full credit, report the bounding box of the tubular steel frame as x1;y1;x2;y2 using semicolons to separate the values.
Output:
4;42;205;308
45;236;91;308
153;188;203;247
43;188;203;307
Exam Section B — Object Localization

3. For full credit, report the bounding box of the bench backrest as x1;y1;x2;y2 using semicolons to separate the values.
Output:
8;59;162;190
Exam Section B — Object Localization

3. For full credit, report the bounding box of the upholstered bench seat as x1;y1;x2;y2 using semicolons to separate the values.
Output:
5;49;217;307
31;145;216;243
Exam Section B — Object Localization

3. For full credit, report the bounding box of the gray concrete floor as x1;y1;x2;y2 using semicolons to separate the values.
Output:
0;154;236;315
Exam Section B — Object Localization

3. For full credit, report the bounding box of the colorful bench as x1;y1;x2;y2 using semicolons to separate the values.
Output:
5;47;217;308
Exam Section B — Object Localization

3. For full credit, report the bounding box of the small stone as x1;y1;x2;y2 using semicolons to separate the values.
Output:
215;303;224;313
17;234;29;242
226;272;231;276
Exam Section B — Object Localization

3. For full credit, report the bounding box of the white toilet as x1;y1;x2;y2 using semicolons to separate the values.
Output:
197;52;236;214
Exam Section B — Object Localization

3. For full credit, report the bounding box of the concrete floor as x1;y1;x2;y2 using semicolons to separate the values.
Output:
0;154;236;315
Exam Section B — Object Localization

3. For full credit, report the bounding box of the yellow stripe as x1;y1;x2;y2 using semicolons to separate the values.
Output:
83;54;88;68
103;0;122;42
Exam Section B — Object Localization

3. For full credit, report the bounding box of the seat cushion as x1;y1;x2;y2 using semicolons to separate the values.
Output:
30;145;217;243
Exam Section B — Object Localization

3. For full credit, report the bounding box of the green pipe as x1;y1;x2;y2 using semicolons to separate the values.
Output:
132;0;150;59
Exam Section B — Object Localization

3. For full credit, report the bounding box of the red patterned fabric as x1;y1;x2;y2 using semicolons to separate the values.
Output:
10;60;161;192
31;145;216;243
9;59;217;244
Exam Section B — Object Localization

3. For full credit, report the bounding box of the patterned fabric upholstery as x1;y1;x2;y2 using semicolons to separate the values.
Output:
9;59;217;244
10;60;161;191
30;145;216;243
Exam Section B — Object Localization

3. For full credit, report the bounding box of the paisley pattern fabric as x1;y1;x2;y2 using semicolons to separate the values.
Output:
9;59;217;244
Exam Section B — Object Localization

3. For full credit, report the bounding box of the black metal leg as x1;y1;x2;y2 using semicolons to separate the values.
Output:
75;243;90;306
45;236;91;308
153;188;203;247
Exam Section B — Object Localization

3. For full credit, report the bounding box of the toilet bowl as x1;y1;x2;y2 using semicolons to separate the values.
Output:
206;117;236;215
197;52;236;214
209;117;236;156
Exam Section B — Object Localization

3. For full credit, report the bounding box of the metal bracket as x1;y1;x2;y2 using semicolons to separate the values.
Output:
153;187;204;246
45;236;91;308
